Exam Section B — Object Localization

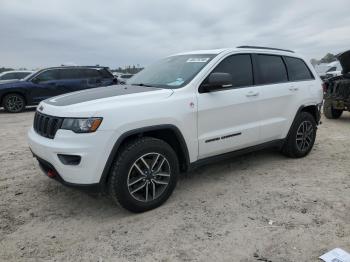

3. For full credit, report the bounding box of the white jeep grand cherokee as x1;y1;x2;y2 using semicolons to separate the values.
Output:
28;46;323;212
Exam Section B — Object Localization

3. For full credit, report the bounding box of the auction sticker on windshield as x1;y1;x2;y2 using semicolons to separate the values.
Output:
186;58;210;63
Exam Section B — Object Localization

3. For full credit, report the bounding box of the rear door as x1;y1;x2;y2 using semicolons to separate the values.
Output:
197;54;262;159
256;54;313;142
55;68;87;95
283;56;316;130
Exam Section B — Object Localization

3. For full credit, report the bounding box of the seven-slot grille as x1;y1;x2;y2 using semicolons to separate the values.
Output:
33;112;63;139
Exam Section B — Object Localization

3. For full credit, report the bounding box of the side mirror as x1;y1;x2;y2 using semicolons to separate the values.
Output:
199;72;233;93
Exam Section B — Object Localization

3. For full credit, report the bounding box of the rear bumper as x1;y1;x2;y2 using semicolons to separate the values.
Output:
317;102;322;124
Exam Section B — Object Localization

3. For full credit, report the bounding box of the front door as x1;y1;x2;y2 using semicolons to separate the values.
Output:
197;54;261;159
30;69;61;103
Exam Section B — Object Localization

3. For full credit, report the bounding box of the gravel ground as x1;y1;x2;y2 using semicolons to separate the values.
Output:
0;108;349;262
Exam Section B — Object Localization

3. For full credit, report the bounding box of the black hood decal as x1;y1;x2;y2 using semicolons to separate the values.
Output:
44;85;161;106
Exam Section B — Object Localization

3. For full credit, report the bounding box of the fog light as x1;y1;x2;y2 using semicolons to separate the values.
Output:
57;154;81;165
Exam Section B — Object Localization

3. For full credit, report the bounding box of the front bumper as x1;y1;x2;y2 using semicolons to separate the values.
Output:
33;154;102;193
317;102;322;124
28;127;116;186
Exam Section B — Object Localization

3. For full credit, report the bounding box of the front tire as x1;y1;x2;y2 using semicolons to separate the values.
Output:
323;99;343;119
3;93;26;113
108;137;179;213
282;112;317;158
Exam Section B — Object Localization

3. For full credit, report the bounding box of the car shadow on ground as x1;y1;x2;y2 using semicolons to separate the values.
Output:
0;106;36;113
36;147;284;218
335;112;350;122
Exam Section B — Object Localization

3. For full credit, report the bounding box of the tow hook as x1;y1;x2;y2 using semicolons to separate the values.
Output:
47;170;56;178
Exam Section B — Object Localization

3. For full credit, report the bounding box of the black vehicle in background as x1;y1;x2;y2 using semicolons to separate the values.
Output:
323;50;350;119
0;66;117;113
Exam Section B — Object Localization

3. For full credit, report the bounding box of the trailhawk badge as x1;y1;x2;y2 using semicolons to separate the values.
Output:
39;105;44;111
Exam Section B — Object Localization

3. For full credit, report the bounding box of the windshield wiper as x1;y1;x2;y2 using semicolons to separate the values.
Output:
131;83;154;87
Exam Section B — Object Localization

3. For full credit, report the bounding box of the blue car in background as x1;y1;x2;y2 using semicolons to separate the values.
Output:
0;66;117;113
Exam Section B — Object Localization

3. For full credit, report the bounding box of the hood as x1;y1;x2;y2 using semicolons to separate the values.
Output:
44;84;169;106
40;84;173;117
337;50;350;74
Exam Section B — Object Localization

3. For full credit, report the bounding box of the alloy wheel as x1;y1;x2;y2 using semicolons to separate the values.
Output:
296;120;314;152
6;95;24;112
127;152;171;202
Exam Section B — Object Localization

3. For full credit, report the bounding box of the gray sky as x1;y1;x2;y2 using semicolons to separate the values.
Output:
1;0;350;69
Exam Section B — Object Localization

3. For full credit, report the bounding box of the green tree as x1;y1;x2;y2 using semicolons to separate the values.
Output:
0;67;14;73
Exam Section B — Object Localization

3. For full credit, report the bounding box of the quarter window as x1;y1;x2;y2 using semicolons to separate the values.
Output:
257;55;288;84
285;57;314;81
211;54;253;88
82;69;100;78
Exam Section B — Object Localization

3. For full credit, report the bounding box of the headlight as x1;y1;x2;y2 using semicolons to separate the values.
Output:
61;117;103;133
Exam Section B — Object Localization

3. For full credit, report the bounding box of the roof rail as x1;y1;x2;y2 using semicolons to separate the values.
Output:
237;46;294;53
54;65;108;69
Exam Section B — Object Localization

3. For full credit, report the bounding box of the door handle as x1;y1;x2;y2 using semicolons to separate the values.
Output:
289;86;299;91
246;91;259;97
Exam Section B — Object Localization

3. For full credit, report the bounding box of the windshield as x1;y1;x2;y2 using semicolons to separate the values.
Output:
326;66;339;73
128;54;216;88
23;71;38;81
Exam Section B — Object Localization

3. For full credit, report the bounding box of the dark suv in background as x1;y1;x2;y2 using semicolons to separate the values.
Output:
323;50;350;119
0;66;116;113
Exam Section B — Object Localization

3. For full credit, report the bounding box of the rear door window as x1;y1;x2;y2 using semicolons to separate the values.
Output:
285;57;314;81
59;69;81;79
257;55;288;84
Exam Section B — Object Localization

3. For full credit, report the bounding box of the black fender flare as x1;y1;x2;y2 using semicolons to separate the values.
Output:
98;124;190;188
286;104;320;140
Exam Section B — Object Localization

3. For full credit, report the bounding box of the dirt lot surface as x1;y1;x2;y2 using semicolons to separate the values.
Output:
0;109;349;262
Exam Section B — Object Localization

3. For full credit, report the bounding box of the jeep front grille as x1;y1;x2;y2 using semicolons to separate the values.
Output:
33;112;63;139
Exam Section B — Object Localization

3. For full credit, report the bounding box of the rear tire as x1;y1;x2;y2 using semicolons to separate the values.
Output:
108;137;179;213
282;112;317;158
3;93;26;113
323;99;343;119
